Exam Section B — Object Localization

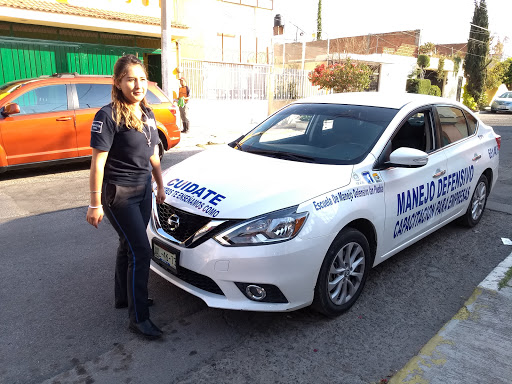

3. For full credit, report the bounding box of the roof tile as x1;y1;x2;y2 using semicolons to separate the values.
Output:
0;0;169;26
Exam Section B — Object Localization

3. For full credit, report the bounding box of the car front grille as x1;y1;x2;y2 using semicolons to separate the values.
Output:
157;203;211;243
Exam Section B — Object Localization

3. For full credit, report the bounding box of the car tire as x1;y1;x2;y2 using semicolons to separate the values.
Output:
313;228;371;317
458;174;489;227
490;110;497;114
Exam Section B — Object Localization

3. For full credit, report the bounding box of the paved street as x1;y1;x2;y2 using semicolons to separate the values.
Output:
0;112;511;384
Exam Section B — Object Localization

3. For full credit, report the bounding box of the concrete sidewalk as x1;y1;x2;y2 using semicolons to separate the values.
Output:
390;253;512;384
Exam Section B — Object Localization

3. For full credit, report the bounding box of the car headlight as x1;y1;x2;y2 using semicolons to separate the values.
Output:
214;206;308;246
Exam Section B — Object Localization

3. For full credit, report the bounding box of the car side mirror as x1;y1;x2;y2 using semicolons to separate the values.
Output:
387;147;428;168
1;103;20;117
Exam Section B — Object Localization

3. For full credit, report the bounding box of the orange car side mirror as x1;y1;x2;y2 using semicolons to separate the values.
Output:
2;103;20;116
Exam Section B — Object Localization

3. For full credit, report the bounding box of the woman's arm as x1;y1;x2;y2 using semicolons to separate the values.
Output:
86;148;109;228
150;145;166;204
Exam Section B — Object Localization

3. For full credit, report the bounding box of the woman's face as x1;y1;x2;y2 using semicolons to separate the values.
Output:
116;64;147;105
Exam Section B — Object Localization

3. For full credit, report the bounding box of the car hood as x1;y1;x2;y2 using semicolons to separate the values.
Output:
161;146;353;219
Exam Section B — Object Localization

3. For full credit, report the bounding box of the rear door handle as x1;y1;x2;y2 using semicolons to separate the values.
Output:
433;169;446;178
472;154;482;161
56;117;72;121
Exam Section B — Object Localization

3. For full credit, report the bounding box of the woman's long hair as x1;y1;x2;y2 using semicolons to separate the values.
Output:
111;55;150;132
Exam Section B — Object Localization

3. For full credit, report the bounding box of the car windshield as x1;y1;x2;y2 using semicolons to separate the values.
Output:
236;103;398;165
499;92;512;99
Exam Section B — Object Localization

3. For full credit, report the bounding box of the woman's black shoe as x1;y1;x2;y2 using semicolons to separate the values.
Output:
115;298;154;309
128;319;163;339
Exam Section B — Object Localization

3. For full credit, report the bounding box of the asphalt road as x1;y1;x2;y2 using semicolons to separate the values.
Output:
1;113;511;384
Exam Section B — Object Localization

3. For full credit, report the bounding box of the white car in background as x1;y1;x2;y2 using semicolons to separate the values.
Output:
491;91;512;113
147;93;501;316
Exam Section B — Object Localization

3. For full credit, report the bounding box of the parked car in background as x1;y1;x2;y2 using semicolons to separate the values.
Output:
0;73;180;172
147;92;500;316
491;91;512;113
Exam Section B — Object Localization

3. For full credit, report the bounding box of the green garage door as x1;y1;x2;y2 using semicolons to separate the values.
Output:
0;37;152;85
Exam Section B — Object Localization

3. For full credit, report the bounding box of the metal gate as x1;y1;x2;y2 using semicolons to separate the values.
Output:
181;59;271;100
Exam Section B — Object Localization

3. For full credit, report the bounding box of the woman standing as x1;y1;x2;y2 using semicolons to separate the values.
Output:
86;55;166;339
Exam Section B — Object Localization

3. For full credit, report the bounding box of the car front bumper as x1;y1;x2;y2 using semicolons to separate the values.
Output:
147;215;332;312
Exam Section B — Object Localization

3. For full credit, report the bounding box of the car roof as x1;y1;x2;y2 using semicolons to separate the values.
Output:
292;92;454;110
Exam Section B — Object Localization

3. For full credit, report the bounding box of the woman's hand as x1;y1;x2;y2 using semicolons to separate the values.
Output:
155;185;166;204
87;206;104;228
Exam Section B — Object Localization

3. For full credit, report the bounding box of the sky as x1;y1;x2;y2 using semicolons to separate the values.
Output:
273;0;512;58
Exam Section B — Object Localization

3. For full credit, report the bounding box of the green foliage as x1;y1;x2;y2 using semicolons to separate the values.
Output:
419;42;436;55
275;81;298;100
464;0;490;103
452;55;462;76
504;58;512;89
485;60;508;90
416;55;430;79
417;55;430;69
462;84;478;111
429;85;441;96
309;58;373;93
477;92;488;110
317;0;322;40
436;57;446;82
406;78;431;94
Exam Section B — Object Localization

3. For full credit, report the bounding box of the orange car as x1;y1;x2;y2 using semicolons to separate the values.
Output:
0;73;180;172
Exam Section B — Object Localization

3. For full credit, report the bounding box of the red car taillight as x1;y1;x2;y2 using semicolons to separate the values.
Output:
169;107;176;116
496;135;501;150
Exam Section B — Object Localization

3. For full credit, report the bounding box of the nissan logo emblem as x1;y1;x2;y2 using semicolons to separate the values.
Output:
167;214;180;231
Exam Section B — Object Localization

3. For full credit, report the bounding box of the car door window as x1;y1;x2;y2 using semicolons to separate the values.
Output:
437;106;470;147
391;110;434;152
12;85;68;115
463;111;477;135
76;84;111;109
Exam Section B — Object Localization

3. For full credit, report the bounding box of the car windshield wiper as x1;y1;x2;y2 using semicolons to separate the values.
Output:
246;149;316;163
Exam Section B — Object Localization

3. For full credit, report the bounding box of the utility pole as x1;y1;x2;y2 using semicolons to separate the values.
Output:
161;0;175;96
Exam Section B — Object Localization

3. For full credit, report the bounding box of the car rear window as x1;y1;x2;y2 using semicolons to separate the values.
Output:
76;83;111;109
237;103;398;165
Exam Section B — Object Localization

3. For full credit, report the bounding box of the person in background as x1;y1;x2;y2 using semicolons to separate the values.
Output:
86;54;166;340
178;78;190;133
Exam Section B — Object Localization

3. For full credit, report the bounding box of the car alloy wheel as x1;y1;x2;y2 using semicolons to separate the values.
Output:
328;241;365;306
313;228;371;316
471;177;487;222
459;174;489;227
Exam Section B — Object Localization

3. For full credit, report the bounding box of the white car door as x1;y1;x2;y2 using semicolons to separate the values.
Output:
379;108;448;257
433;105;485;224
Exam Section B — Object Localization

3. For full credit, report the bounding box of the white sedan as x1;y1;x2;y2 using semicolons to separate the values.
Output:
148;93;500;316
491;91;512;113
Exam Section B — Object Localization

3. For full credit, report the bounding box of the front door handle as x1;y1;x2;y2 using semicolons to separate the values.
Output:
472;154;482;161
56;117;72;121
433;169;446;178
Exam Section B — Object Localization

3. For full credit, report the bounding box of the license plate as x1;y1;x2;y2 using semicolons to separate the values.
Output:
498;105;508;109
152;241;179;275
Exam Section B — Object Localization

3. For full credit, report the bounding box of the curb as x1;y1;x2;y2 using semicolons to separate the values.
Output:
389;251;512;384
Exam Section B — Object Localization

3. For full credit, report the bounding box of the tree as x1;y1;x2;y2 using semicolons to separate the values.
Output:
316;0;322;40
419;42;436;55
485;60;507;90
309;58;373;93
417;54;430;79
463;0;490;104
504;58;512;89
